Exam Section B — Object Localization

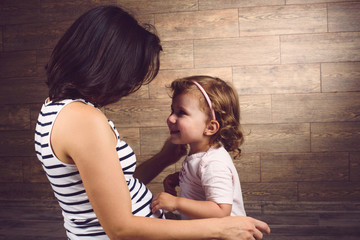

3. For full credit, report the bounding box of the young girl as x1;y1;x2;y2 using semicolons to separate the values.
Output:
151;75;246;220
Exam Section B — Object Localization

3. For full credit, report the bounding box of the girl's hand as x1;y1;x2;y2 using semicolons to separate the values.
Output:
151;192;178;213
163;172;180;196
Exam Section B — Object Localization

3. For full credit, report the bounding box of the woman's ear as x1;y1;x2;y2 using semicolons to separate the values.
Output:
204;120;220;136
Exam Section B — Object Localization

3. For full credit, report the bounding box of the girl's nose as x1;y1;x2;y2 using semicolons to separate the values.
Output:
167;113;176;125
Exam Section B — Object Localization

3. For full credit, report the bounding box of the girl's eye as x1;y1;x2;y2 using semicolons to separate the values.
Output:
178;110;186;116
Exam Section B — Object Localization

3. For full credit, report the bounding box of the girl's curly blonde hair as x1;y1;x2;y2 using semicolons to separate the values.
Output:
169;75;244;158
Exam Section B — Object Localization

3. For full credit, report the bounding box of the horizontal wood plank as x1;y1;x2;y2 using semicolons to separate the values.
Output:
286;0;355;4
281;32;360;64
0;51;36;78
350;152;360;182
242;182;298;201
115;127;141;156
0;131;35;157
321;62;360;92
0;0;41;25
272;92;360;123
0;105;30;130
140;127;170;155
0;157;23;182
194;36;280;67
239;94;272;124
4;21;71;51
234;153;261;183
39;0;116;22
233;64;320;94
0;77;48;104
261;152;349;182
242;123;310;153
117;0;198;14
23;156;49;183
104;99;171;128
198;0;285;10
299;182;360;201
239;4;327;36
155;9;239;41
160;40;193;70
311;122;360;152
328;2;360;32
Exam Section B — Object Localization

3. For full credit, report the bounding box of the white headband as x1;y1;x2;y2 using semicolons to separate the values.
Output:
191;80;216;120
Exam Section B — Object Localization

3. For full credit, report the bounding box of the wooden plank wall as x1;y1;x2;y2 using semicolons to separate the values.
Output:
0;0;359;203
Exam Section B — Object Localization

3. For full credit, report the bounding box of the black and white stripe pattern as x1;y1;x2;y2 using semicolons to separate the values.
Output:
35;99;163;240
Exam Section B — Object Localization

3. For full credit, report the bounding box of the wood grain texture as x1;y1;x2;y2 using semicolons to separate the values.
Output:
159;40;193;70
328;2;360;32
272;92;360;123
286;0;356;4
0;26;2;52
0;0;41;25
322;62;360;92
299;182;360;201
239;94;272;124
198;0;285;10
140;127;169;155
239;4;327;36
194;36;280;67
116;127;141;156
104;98;171;128
3;21;71;51
0;105;30;130
281;32;360;64
311;122;360;152
234;153;261;183
261;152;349;182
0;51;36;78
117;0;198;14
233;64;320;94
150;67;232;99
0;183;54;200
242;123;310;153
350;152;360;182
0;157;23;182
242;182;298;201
155;9;239;41
23;157;48;183
0;131;35;157
263;201;360;213
0;77;48;105
39;0;117;22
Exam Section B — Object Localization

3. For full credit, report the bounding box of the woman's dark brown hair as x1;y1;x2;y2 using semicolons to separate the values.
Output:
46;5;162;107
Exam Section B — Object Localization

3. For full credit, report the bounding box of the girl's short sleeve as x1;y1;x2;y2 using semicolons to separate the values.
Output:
198;160;234;204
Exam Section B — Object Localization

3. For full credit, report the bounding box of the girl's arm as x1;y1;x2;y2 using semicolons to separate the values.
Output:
152;192;232;219
53;103;270;240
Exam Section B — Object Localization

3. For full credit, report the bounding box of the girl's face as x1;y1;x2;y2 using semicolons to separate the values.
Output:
167;92;210;154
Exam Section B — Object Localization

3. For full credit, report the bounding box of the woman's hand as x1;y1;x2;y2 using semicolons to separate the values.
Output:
163;172;180;196
219;216;270;240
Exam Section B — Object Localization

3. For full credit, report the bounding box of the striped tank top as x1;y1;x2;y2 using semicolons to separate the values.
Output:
34;99;163;239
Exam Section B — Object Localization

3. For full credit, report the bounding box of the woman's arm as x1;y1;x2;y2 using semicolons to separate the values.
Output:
152;192;232;219
53;103;270;240
134;140;187;184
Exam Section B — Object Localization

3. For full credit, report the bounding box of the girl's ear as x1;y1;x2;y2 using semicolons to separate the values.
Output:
204;120;220;136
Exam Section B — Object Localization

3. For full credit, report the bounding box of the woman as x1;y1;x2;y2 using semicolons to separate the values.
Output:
34;5;270;240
